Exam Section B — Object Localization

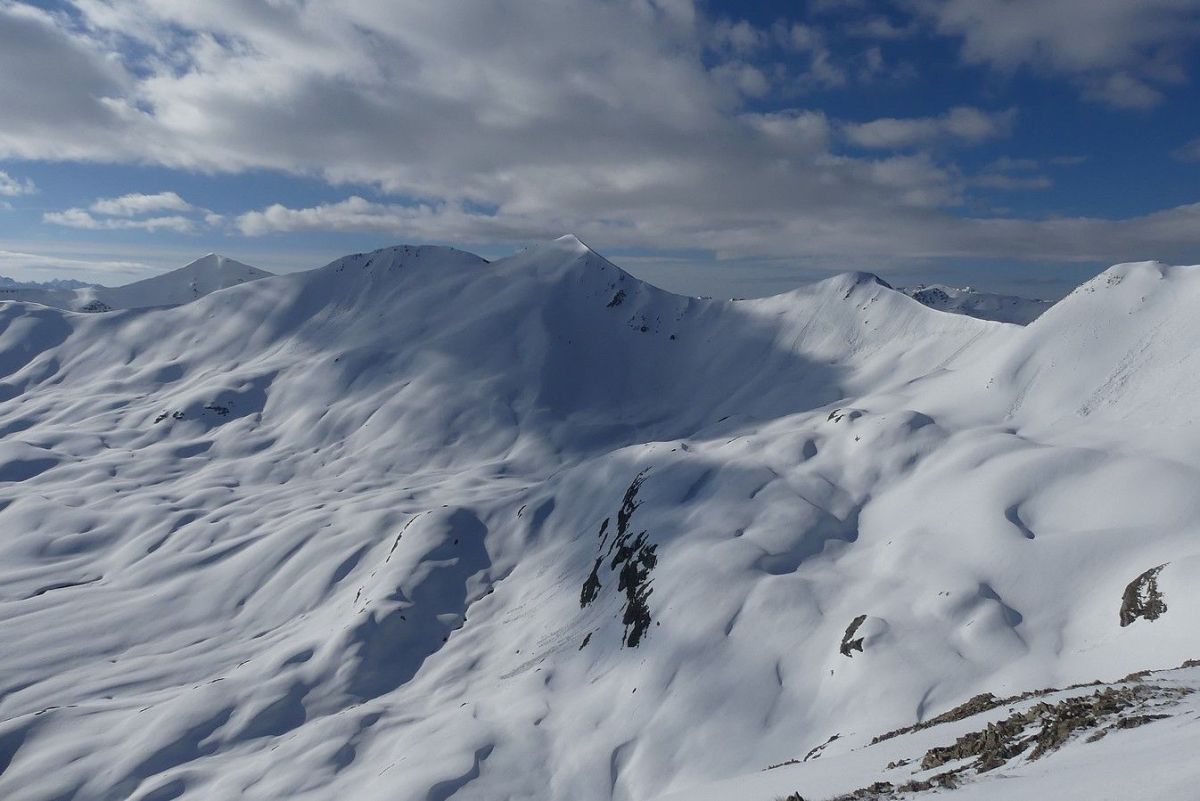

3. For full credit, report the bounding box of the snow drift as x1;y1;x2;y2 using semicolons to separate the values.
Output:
0;238;1197;801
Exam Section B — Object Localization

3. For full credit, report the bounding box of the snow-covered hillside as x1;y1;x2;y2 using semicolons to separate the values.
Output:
901;283;1053;325
0;237;1196;801
0;254;271;312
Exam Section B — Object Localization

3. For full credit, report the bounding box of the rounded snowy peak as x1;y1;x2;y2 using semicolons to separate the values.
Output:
762;270;895;305
827;271;894;292
315;244;490;279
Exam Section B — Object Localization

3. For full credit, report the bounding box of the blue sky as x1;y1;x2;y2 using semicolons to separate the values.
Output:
1;0;1199;298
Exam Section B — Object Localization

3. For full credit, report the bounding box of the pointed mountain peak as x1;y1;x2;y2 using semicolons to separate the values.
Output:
552;233;590;252
180;253;272;276
816;271;894;298
184;253;223;267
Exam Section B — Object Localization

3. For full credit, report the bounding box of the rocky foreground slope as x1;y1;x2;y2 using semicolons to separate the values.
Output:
0;237;1197;801
665;660;1200;800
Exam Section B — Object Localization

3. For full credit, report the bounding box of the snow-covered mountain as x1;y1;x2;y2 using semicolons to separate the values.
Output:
0;253;271;312
0;237;1197;801
0;276;96;290
901;283;1054;325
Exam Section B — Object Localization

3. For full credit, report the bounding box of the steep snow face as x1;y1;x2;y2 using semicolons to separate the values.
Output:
0;241;1198;801
901;283;1053;325
0;254;272;312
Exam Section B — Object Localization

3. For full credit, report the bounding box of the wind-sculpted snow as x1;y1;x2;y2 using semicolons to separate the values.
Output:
0;238;1198;800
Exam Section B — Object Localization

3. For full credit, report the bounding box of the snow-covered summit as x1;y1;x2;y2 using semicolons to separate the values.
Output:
828;270;895;292
87;253;273;310
0;253;272;313
551;232;591;252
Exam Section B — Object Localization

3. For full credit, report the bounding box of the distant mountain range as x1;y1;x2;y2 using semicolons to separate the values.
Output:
0;275;97;290
900;282;1054;324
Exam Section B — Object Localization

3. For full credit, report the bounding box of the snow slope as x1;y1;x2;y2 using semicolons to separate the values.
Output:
901;283;1053;325
0;254;271;312
0;239;1197;801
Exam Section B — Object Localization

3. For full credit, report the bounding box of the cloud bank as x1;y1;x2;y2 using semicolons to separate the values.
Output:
2;0;1199;268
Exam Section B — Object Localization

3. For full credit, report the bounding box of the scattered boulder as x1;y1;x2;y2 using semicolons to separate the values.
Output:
803;733;840;762
840;615;867;657
1120;564;1168;627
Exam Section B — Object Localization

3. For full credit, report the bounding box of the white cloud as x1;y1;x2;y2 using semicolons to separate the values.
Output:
43;191;215;233
232;194;1200;274
984;156;1040;172
971;156;1052;190
237;196;624;243
937;202;1200;263
237;197;425;236
710;62;771;98
1082;72;1164;110
0;0;1197;269
0;170;35;196
849;16;919;40
928;0;1200;73
43;208;198;233
741;110;832;151
1173;137;1200;162
711;19;766;53
0;3;135;160
843;107;1016;149
924;0;1200;109
786;23;848;88
90;191;194;216
972;173;1053;190
0;247;159;283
